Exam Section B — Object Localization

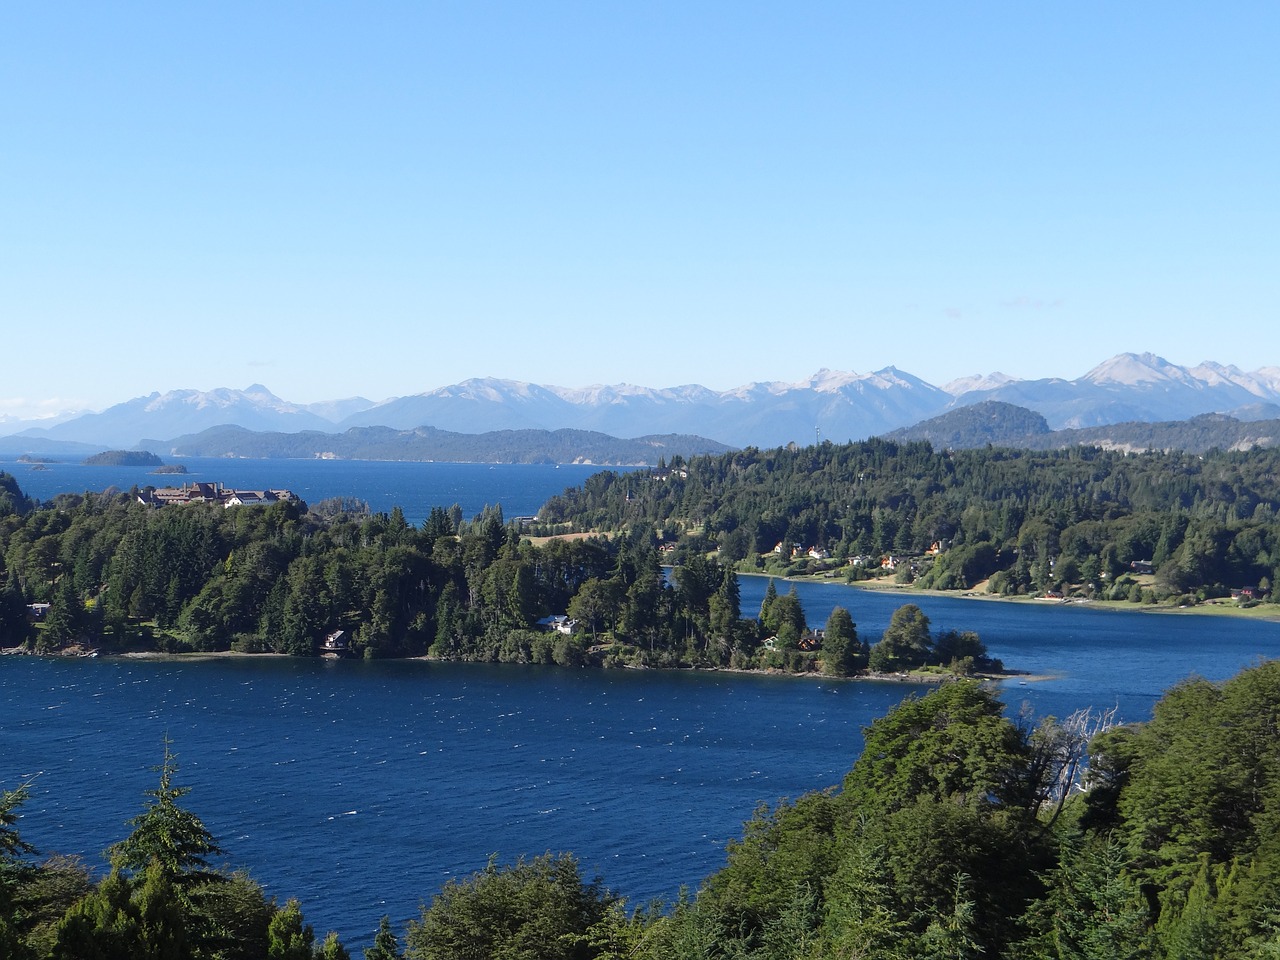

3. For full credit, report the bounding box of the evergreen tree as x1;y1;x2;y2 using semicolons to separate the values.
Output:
108;740;221;877
1157;857;1226;960
132;859;189;960
820;606;861;676
266;899;315;960
0;780;37;942
52;869;141;960
843;681;1028;813
1019;835;1152;960
759;578;778;625
319;929;351;960
868;603;932;672
40;577;84;651
0;572;31;646
364;915;402;960
405;853;614;960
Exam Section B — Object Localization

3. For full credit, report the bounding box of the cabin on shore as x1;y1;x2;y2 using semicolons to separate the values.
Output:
537;615;580;635
321;630;349;656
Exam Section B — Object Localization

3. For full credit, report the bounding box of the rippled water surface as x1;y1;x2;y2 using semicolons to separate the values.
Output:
5;591;1279;946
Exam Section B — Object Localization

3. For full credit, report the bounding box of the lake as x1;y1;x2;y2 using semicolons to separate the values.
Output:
0;457;617;527
4;588;1279;948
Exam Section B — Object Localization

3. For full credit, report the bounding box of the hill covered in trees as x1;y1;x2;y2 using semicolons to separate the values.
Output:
6;431;1280;670
81;450;165;467
7;661;1280;958
0;472;986;678
889;401;1280;454
537;439;1280;604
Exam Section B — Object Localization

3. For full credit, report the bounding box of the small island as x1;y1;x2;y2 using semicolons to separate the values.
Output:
151;463;189;475
82;450;164;467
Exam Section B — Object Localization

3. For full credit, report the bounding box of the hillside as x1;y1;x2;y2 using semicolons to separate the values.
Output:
82;450;164;467
538;438;1280;601
889;403;1280;454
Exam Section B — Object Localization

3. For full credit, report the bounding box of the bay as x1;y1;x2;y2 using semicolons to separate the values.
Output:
0;457;616;527
4;587;1279;947
735;577;1280;723
2;655;904;946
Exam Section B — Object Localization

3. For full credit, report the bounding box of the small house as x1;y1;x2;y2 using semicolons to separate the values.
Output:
537;615;580;635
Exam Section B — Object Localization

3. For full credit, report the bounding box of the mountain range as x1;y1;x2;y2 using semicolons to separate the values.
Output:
3;353;1280;455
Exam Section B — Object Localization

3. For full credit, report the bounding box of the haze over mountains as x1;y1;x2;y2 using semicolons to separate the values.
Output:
3;353;1280;455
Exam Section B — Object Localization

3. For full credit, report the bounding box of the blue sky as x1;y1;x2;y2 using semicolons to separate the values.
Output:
3;3;1277;418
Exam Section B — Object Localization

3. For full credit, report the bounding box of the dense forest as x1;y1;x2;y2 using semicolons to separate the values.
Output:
6;662;1280;958
0;471;989;676
81;450;165;467
885;401;1280;455
6;436;1280;673
537;439;1280;604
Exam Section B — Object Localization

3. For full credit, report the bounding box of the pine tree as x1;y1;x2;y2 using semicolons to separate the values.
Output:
363;915;402;960
108;740;221;877
266;899;314;960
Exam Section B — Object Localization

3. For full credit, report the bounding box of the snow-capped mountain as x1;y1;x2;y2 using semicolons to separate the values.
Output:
941;371;1019;396
8;385;345;449
5;354;1280;453
956;353;1280;428
336;368;951;447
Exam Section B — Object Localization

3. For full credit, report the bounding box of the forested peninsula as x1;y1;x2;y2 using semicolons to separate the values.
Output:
7;662;1280;958
538;439;1280;609
0;469;984;677
5;435;1280;672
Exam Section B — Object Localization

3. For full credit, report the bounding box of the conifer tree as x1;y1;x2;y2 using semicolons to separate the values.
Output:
108;740;221;878
364;915;402;960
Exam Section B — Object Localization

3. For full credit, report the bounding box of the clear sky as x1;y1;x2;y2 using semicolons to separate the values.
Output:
3;3;1277;418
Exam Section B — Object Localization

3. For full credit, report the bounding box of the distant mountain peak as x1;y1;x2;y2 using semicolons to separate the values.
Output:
1080;352;1187;386
7;352;1280;453
942;371;1019;396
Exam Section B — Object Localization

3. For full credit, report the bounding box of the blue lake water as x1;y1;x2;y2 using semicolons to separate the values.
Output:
3;460;1280;947
736;577;1280;723
0;457;614;527
4;596;1278;947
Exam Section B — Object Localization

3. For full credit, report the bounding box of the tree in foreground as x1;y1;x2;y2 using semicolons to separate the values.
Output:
1;780;38;958
364;915;402;960
50;740;337;960
405;853;615;960
843;680;1029;813
108;738;221;877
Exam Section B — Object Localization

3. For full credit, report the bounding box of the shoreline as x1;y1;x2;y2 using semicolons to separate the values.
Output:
738;570;1280;622
2;644;1055;686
